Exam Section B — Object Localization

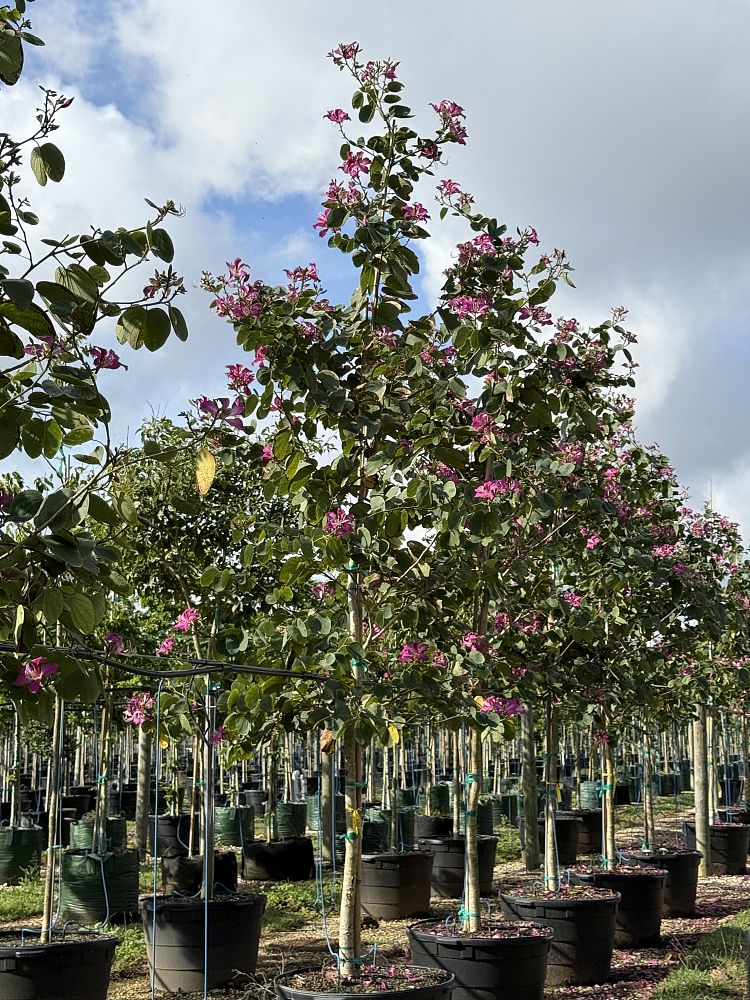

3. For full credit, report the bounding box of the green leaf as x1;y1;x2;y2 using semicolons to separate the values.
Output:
2;278;34;307
0;415;19;458
143;307;171;351
88;493;119;527
66;593;96;633
36;142;65;183
0;28;23;85
0;320;24;358
0;301;55;339
149;228;174;262
41;588;64;623
168;305;188;342
116;305;170;350
5;489;43;522
29;146;47;186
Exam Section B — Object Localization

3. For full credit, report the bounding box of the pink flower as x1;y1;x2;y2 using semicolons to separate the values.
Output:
197;396;245;431
594;731;609;745
375;326;398;347
123;692;154;726
585;535;602;550
156;637;174;656
526;228;540;245
13;657;59;694
312;581;336;599
470;411;497;443
209;724;227;746
260;445;274;462
403;202;429;222
438;178;461;197
562;592;582;609
479;696;526;716
462;632;488;653
104;633;125;654
25;335;62;360
398;642;429;663
330;42;360;65
435;463;460;485
431;650;449;668
418;142;441;161
253;346;267;366
340;151;371;179
474;478;521;500
90;346;126;371
226;363;254;392
313;208;332;237
653;544;677;558
323;507;355;538
447;294;490;319
173;607;199;633
325;109;350;123
494;612;511;630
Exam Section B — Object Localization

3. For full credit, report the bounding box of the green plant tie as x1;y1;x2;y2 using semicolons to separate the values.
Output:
194;780;205;789
464;809;477;817
97;775;108;785
464;773;479;784
345;780;365;788
458;907;480;919
598;784;613;793
339;832;359;842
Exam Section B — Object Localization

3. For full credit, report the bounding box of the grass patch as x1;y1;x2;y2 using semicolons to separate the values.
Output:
653;907;750;999
0;868;44;921
495;823;522;862
110;923;147;978
262;878;339;932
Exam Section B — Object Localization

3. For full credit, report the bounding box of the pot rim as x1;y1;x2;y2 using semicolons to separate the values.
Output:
273;964;455;999
407;917;554;943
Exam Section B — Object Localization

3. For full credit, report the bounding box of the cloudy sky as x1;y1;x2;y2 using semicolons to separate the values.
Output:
8;0;750;529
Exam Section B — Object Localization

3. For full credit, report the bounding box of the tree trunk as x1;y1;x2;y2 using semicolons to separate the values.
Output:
464;728;482;933
339;729;363;979
520;704;539;870
320;737;334;864
135;726;152;858
543;701;560;890
42;695;63;943
642;725;656;850
601;733;616;868
452;730;462;834
692;705;711;876
92;697;110;855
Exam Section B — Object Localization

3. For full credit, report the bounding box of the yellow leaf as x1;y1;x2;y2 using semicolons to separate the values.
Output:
196;447;216;497
388;723;400;745
159;735;170;750
474;695;484;708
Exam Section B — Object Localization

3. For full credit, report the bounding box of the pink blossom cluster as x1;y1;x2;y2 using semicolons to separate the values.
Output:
584;534;602;550
403;202;429;222
470;411;498;443
330;42;361;66
479;696;526;716
226;363;254;392
434;463;461;485
518;305;553;326
123;692;154;726
340;150;371;179
197;396;245;431
398;642;429;663
174;607;199;633
212;259;267;320
104;632;125;654
558;442;585;466
653;544;677;559
462;632;488;653
562;591;582;609
430;99;467;144
325;108;350;123
209;724;227;746
447;294;490;319
156;637;174;656
455;233;497;266
474;478;521;500
25;336;62;360
593;731;610;745
312;581;336;600
14;656;58;694
436;178;474;209
90;346;125;371
323;507;355;538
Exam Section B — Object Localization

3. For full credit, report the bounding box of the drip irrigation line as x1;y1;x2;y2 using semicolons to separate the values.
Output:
0;641;328;681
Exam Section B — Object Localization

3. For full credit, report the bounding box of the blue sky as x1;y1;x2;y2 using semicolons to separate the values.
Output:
6;0;750;529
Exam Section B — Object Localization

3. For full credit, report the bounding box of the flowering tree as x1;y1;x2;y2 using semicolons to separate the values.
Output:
0;3;189;726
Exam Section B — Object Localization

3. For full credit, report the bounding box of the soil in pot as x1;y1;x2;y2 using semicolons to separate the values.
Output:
274;964;454;1000
408;919;552;1000
243;836;314;881
498;885;619;986
0;930;119;1000
140;892;266;993
361;852;433;921
418;837;497;899
620;847;701;917
162;850;238;895
569;865;666;947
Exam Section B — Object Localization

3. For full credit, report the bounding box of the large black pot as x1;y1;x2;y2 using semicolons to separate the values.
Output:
140;893;266;993
148;813;200;858
557;810;601;855
61;794;92;820
684;822;750;875
569;868;666;947
0;930;118;1000
718;808;750;825
417;837;497;898
361;852;433;921
243;837;314;881
620;849;701;917
498;889;619;986
60;848;139;923
408;919;552;1000
415;816;453;840
162;851;238;895
535;816;582;866
274;966;454;1000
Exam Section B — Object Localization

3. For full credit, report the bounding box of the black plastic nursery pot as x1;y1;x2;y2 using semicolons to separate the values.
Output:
684;821;750;875
558;810;602;855
214;805;255;847
498;889;619;986
415;815;453;840
718;808;750;825
360;852;433;921
274;965;454;1000
417;837;497;899
60;848;139;923
0;930;119;1000
140;893;266;993
162;850;238;895
569;868;666;947
535;816;581;866
0;825;43;885
408;919;552;1000
620;849;701;917
148;813;200;858
242;836;314;881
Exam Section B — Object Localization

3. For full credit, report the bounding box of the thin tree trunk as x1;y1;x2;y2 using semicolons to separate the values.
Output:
135;726;152;858
42;695;63;943
452;730;462;834
320;737;334;864
463;727;482;933
693;705;711;876
92;695;111;855
543;701;560;890
642;725;656;849
601;730;616;868
520;704;539;870
339;729;363;979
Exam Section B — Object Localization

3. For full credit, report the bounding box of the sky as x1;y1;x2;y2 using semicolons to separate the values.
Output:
6;0;750;531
